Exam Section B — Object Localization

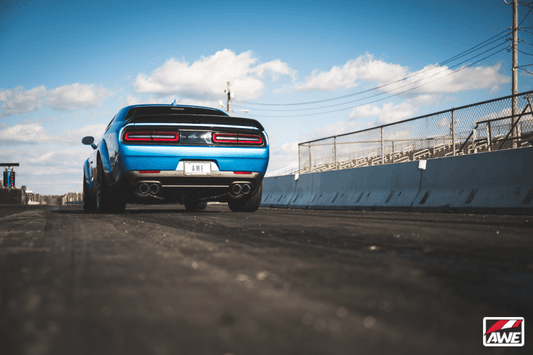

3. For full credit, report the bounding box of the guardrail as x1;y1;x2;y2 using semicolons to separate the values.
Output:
297;91;533;174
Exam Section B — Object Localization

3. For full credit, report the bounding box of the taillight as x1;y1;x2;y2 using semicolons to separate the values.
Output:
152;132;179;142
124;131;179;143
124;131;151;141
212;133;262;145
139;170;160;173
238;134;262;144
212;133;238;143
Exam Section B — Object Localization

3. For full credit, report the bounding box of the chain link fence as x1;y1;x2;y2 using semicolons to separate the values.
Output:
298;91;533;174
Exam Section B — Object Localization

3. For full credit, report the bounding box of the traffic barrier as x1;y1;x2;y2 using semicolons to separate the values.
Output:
261;147;533;213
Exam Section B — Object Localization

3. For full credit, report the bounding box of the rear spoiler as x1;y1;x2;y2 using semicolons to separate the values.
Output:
124;114;265;131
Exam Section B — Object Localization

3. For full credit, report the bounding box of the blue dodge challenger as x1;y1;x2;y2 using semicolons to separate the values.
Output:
82;103;269;213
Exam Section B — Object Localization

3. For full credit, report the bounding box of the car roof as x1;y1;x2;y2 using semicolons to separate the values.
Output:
123;104;229;118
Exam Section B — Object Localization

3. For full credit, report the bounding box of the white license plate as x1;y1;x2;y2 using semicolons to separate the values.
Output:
184;161;211;175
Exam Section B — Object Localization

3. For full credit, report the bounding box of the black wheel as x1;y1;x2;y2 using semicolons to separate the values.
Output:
228;182;262;212
83;174;97;212
184;199;207;212
96;162;126;213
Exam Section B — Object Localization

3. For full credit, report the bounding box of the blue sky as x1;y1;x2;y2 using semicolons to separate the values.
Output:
1;0;532;195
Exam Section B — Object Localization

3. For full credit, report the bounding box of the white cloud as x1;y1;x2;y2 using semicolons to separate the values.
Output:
0;86;47;117
133;49;294;100
294;54;408;92
0;122;107;146
63;124;108;144
45;83;109;111
25;149;84;167
384;63;509;95
0;122;52;144
0;83;111;117
291;54;508;96
349;101;420;125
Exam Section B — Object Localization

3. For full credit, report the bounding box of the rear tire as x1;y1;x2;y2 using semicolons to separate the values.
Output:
96;162;126;214
228;182;262;212
83;175;97;212
184;199;207;212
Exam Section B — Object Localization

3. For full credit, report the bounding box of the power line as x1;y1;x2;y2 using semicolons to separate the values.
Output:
518;49;533;55
235;29;511;107
519;2;533;26
244;48;508;118
235;40;510;113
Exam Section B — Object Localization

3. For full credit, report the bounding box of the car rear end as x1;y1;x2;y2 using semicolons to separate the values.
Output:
116;106;269;205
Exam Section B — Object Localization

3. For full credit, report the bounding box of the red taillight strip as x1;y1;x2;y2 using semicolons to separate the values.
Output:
139;170;160;173
152;132;179;142
213;133;262;145
213;133;238;143
238;134;262;144
234;171;252;174
125;131;152;141
124;131;180;143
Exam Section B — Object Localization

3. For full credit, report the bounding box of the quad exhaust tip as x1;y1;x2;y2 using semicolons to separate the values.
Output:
139;183;150;195
149;183;160;194
139;183;160;195
231;183;251;195
232;183;242;195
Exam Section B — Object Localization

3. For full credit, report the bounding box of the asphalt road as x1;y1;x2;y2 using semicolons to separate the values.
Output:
1;204;532;355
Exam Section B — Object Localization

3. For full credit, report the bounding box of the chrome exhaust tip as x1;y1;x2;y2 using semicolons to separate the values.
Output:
231;183;242;195
139;183;150;195
149;183;160;195
242;184;251;195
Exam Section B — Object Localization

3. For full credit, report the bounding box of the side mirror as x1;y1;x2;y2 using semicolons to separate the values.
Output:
82;136;97;150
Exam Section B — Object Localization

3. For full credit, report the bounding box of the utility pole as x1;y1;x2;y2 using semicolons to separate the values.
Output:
226;81;231;115
511;0;519;146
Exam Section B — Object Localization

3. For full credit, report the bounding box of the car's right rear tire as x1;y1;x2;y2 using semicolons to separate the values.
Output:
228;182;262;212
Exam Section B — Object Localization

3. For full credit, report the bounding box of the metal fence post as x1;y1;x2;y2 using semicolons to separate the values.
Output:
451;110;456;156
472;128;477;154
298;143;301;173
308;144;312;173
334;136;337;170
486;122;492;152
381;127;384;165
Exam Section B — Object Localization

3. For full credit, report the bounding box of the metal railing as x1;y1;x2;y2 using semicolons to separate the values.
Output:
298;91;533;174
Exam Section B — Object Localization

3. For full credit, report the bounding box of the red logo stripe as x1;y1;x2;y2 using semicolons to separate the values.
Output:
485;320;509;335
513;320;522;328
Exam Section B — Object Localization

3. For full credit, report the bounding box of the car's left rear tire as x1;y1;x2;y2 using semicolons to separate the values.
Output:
184;199;207;212
96;163;126;214
83;175;97;212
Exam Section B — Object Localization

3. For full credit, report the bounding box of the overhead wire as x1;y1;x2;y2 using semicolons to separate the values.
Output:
234;29;511;108
518;49;533;55
243;47;508;118
234;39;510;113
519;2;533;26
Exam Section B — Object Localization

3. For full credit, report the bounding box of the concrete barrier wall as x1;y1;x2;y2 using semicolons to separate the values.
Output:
261;147;533;214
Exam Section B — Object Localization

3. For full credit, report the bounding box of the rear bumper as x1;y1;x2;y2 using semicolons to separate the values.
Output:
122;170;263;202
